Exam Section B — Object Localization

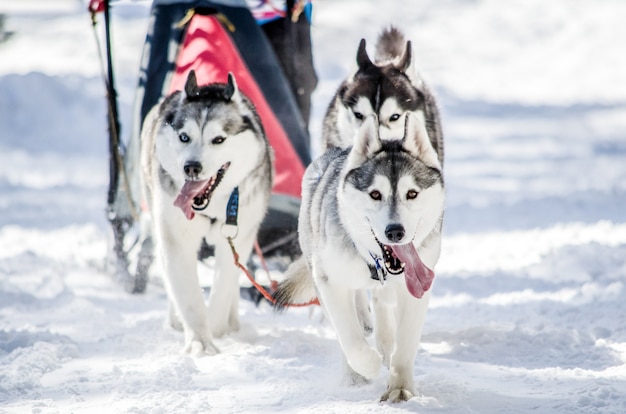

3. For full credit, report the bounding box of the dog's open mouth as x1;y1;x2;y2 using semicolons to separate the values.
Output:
375;236;435;299
379;243;405;275
173;162;230;220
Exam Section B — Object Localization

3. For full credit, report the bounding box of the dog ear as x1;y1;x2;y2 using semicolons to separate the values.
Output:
397;41;412;73
224;72;243;104
356;39;375;71
224;72;236;100
398;41;421;87
402;113;441;170
347;115;381;168
184;70;199;98
348;39;374;84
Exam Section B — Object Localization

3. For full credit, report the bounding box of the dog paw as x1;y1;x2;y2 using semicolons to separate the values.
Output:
167;303;184;331
380;387;414;403
183;333;219;356
346;369;370;386
346;345;382;380
168;314;184;332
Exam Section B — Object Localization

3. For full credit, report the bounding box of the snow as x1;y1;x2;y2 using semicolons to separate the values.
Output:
1;0;626;412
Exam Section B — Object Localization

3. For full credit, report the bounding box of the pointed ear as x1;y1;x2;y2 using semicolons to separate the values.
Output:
398;41;412;72
356;39;375;71
398;41;420;86
224;72;239;101
402;113;441;170
346;115;381;169
184;70;199;97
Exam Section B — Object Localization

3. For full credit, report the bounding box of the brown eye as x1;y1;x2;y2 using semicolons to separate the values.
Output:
212;136;226;144
407;190;419;200
369;190;382;200
389;113;401;122
353;111;364;120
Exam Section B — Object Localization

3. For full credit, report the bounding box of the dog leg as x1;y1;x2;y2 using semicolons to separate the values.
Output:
380;290;430;403
315;273;382;380
342;356;370;386
355;290;373;336
156;218;218;356
372;293;395;367
167;300;183;331
207;233;254;337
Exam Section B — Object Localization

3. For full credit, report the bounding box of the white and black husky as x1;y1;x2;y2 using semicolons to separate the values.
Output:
274;112;444;402
140;70;272;355
322;26;443;167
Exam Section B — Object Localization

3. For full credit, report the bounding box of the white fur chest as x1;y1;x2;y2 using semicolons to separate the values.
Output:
317;242;382;290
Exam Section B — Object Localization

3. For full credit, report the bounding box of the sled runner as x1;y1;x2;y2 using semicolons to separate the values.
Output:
89;0;316;294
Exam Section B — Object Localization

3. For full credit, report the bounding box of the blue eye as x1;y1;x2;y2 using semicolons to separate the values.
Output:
179;133;190;143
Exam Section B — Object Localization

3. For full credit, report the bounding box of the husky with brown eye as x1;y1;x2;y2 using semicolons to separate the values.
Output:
276;27;445;403
274;109;445;403
140;70;272;356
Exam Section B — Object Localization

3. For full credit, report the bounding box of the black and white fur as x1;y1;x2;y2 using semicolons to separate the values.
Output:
274;113;445;403
322;26;443;168
140;71;272;355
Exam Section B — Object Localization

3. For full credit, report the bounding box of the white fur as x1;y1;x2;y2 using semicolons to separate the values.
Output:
312;115;444;402
140;76;270;356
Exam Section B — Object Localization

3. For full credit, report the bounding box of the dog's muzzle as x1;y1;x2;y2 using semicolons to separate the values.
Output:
377;239;406;275
370;227;406;275
191;162;230;212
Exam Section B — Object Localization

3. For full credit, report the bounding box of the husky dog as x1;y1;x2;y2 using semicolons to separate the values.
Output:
140;70;272;355
322;26;443;166
273;113;444;402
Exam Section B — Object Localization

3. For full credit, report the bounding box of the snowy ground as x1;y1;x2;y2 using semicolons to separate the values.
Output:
1;0;626;412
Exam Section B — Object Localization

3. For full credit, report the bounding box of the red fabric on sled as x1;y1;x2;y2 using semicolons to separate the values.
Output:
169;14;304;198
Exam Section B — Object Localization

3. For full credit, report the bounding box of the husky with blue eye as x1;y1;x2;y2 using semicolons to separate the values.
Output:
274;112;444;403
140;70;272;355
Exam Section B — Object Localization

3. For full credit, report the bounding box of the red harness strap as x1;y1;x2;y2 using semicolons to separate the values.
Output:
227;237;319;307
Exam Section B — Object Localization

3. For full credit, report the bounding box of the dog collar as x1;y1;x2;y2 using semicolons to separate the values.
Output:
368;251;387;285
221;187;239;239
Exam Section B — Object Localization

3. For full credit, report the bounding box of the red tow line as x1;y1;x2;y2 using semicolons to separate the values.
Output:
226;238;319;307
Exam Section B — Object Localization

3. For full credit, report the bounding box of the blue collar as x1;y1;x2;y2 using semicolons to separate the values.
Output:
222;187;239;239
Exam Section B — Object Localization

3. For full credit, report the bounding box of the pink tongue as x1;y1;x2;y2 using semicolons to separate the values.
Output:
173;179;210;220
390;244;435;299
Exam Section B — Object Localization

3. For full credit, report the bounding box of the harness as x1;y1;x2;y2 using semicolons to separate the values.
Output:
221;187;239;240
220;187;319;308
368;251;387;285
367;228;406;285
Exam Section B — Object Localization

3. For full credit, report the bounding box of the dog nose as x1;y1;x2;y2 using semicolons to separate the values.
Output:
184;161;202;177
385;223;405;243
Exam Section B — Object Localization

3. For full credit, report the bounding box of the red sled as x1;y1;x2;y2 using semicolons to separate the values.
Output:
99;1;316;294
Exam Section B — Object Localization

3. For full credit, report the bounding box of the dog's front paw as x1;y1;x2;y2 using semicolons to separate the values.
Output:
183;332;219;356
168;312;184;332
346;344;382;380
380;387;414;403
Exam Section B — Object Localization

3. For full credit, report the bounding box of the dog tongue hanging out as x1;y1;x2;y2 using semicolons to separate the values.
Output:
140;70;272;356
173;162;230;220
390;243;435;298
273;112;445;402
272;26;445;404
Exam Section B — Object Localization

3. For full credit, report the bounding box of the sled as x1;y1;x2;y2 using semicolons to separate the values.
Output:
89;0;316;294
